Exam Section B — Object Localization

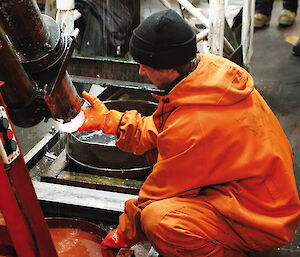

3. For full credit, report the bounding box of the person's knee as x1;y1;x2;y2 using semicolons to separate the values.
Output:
140;200;248;257
140;199;184;242
140;200;162;238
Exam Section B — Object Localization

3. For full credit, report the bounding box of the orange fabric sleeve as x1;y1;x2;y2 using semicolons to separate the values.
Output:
115;111;158;244
116;110;158;155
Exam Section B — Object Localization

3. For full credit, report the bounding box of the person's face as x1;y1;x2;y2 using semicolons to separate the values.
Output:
139;64;180;90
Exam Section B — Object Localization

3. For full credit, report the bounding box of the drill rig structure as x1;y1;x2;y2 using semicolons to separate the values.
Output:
0;0;82;127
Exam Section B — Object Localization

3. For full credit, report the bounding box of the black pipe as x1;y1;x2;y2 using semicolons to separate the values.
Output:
0;26;50;127
0;0;82;125
0;0;49;59
0;26;34;107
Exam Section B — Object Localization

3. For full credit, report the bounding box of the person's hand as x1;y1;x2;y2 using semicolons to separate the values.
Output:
100;227;132;257
78;91;123;134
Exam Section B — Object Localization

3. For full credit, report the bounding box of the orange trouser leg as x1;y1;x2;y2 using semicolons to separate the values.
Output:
140;197;251;257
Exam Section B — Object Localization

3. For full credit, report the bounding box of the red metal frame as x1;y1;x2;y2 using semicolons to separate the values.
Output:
0;92;58;257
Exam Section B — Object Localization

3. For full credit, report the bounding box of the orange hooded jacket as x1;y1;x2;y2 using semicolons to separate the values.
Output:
115;53;300;248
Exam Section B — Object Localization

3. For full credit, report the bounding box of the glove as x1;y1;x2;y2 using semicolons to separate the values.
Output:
78;91;123;134
100;226;132;257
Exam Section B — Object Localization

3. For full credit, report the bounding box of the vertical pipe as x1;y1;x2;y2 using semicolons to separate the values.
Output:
242;0;255;67
208;0;225;56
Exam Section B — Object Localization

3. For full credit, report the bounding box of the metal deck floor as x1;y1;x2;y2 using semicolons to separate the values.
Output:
247;0;300;255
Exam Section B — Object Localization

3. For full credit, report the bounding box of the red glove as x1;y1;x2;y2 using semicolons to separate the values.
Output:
100;227;132;257
78;91;123;134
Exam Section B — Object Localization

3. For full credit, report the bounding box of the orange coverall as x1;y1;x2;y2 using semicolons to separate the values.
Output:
115;54;300;256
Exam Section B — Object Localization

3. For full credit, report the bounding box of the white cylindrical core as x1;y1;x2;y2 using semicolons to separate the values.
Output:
56;110;85;133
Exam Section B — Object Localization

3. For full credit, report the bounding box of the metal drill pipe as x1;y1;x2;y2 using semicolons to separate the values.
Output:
0;0;81;124
0;26;34;107
0;0;49;59
44;72;81;121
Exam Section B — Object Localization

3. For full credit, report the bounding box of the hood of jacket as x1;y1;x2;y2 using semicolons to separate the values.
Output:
154;54;254;116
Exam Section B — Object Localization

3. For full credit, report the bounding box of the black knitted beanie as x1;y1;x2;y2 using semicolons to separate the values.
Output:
129;9;197;69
